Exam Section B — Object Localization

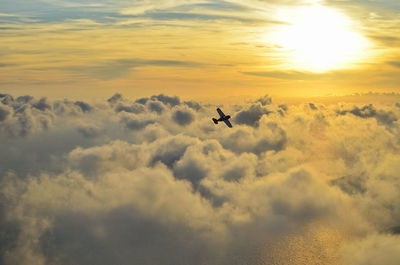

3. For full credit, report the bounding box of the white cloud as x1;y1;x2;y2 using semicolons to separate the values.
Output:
1;93;400;264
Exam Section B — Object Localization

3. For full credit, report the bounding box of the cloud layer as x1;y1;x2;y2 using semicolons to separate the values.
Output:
1;93;400;264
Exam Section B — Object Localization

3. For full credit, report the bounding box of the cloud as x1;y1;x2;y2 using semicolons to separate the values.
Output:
0;0;126;24
184;1;252;12
184;100;202;111
0;104;10;121
148;101;164;114
241;70;322;80
150;94;181;107
32;98;51;111
65;59;203;80
309;103;318;110
74;101;92;112
120;113;156;130
149;135;197;168
255;94;272;106
341;234;400;265
337;104;398;125
76;123;103;138
143;11;265;23
0;63;15;68
234;103;272;126
2;93;400;265
39;205;219;265
370;35;400;46
389;61;400;68
107;93;123;104
172;107;195;126
115;102;145;114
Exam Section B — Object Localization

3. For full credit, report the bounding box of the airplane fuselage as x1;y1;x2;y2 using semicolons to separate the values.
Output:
217;115;230;122
212;115;231;125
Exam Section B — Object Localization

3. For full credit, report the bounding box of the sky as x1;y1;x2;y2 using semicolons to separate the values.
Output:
1;0;400;100
2;1;400;265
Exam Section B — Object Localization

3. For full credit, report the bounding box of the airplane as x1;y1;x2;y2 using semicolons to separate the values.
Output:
212;108;232;128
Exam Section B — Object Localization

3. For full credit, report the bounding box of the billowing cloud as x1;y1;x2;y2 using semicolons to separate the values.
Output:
234;103;272;126
337;104;398;125
1;93;400;265
172;106;195;126
341;234;400;265
0;104;10;121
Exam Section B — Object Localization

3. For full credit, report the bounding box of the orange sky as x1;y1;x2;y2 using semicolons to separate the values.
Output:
1;0;400;100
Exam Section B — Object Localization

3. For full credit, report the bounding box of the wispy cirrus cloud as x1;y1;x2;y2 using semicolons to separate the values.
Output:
388;61;400;68
61;59;204;80
241;70;323;80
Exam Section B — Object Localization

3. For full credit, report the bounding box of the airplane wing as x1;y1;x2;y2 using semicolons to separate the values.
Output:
217;108;225;118
223;119;232;128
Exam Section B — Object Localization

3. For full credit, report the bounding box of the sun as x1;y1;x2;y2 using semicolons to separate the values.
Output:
265;5;370;72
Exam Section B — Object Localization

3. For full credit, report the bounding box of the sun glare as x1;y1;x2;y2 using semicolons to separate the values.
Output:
266;5;370;72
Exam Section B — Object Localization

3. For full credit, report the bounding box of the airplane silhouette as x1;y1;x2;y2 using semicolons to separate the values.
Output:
212;108;232;128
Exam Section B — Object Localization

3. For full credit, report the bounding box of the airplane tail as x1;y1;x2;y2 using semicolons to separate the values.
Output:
212;118;218;124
